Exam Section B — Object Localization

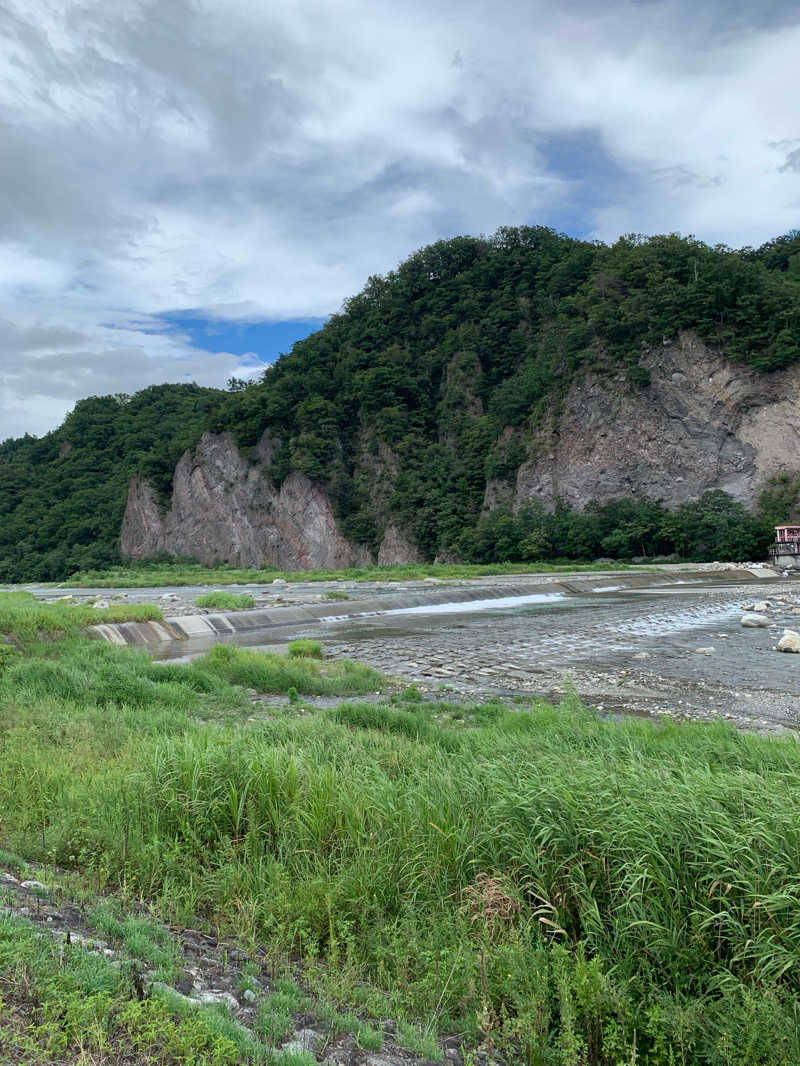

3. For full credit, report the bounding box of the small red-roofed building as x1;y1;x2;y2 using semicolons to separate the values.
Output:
770;526;800;569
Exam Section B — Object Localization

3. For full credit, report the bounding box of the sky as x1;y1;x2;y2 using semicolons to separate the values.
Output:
1;0;799;441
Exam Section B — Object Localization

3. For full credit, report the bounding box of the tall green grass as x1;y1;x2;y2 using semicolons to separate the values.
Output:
2;641;800;1060
0;589;162;643
199;643;383;696
1;596;799;1061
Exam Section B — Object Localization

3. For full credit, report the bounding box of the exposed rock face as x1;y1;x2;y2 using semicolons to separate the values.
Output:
377;524;422;565
121;432;371;570
513;333;800;511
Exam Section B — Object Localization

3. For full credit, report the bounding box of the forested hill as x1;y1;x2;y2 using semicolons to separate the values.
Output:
2;226;800;581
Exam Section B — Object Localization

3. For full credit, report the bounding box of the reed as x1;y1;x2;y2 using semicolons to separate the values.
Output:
1;603;799;1061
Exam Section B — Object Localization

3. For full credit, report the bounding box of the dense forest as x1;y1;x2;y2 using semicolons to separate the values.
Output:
2;227;800;582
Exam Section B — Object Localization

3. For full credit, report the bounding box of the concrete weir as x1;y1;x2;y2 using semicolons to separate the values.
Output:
88;568;774;649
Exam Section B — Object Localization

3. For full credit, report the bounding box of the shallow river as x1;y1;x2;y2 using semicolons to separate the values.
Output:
145;576;800;730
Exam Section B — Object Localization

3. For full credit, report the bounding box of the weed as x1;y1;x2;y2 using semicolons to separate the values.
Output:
288;638;323;659
199;643;384;696
195;591;256;610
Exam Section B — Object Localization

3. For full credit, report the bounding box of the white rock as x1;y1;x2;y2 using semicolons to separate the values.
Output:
694;647;715;655
92;600;110;609
777;630;800;654
742;603;755;611
196;990;239;1010
754;601;771;613
0;872;19;884
20;879;48;891
272;578;287;585
741;614;769;628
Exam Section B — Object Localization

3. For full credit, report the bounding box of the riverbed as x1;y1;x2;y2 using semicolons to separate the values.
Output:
32;569;800;732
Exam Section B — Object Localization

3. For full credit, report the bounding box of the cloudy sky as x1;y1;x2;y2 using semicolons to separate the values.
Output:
1;0;799;440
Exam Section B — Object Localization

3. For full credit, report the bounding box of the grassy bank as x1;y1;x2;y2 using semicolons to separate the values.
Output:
1;596;799;1063
0;588;162;645
61;559;654;588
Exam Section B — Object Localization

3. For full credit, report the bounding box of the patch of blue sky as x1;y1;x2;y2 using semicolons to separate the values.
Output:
537;128;636;239
159;313;326;367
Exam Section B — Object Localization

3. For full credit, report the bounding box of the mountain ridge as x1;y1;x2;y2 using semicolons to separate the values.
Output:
3;225;800;579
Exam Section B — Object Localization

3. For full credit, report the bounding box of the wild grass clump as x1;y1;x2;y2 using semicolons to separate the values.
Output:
0;589;162;643
0;639;245;715
288;638;323;659
199;643;383;696
195;591;256;610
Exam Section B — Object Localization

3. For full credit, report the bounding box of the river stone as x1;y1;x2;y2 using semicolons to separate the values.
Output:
777;630;800;653
694;647;715;655
196;990;240;1010
741;614;769;627
753;601;771;613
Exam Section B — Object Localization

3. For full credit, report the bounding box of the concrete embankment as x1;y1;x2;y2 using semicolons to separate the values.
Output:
89;568;774;648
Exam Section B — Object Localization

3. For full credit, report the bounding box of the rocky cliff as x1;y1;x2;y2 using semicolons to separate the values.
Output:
120;432;372;570
487;332;800;513
120;333;800;570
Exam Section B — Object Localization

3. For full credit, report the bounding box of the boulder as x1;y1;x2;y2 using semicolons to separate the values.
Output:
741;614;769;628
196;990;240;1010
777;630;800;653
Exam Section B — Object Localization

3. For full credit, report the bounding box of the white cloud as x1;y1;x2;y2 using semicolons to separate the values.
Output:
1;0;798;437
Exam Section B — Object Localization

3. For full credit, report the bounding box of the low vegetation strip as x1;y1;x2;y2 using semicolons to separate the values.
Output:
62;558;649;588
0;913;311;1066
1;593;799;1063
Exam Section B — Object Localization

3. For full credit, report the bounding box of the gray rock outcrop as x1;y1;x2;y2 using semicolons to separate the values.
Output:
511;333;800;511
121;432;371;570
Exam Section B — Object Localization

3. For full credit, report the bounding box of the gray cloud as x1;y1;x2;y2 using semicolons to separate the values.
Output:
1;0;799;437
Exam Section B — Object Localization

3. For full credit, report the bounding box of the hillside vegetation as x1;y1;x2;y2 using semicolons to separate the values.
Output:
2;227;800;581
